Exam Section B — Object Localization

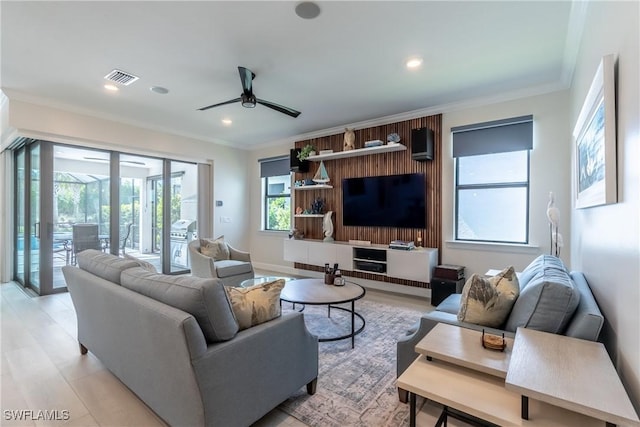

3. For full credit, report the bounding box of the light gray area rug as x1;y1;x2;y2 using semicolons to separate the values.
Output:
279;298;425;426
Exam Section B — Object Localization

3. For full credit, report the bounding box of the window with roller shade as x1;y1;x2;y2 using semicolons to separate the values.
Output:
453;115;533;243
259;156;291;231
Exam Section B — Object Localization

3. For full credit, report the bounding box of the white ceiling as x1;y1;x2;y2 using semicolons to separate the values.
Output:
1;1;581;150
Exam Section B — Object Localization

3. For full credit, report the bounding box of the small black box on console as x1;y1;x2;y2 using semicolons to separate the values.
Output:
434;264;465;281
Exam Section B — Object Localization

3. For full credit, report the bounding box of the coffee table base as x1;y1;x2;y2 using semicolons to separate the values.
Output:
318;304;365;348
284;301;365;349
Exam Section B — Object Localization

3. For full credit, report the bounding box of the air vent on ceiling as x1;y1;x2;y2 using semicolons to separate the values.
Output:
104;69;139;86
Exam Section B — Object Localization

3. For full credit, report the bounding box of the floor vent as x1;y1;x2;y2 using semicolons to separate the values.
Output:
104;69;139;86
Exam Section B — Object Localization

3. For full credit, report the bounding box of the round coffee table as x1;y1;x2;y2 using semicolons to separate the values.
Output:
280;278;366;348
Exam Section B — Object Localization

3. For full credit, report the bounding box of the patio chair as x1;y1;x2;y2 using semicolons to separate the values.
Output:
72;223;102;264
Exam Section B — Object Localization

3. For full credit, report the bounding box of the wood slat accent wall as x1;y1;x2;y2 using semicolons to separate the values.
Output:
293;114;442;286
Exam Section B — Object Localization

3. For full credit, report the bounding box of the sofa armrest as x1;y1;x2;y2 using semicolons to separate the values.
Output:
189;245;216;278
191;312;318;426
228;244;251;262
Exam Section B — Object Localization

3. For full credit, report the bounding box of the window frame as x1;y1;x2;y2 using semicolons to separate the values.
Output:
262;174;291;232
454;150;531;244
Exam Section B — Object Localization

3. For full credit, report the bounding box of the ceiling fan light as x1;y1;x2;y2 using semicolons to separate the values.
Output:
241;93;257;108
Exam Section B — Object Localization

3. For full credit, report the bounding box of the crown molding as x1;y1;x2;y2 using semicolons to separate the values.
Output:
253;80;568;151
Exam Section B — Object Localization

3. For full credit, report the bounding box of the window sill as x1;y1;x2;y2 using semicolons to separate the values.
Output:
258;230;290;236
445;240;540;254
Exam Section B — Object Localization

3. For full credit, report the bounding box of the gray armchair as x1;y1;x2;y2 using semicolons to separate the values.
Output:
188;239;254;287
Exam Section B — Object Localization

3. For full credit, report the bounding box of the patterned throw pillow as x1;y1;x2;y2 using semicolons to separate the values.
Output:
123;253;157;273
225;279;285;330
200;236;230;260
457;266;520;328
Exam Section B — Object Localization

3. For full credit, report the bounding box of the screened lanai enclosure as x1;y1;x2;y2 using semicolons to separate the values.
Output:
12;140;202;295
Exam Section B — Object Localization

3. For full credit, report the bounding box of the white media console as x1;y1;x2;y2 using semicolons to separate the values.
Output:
283;239;438;283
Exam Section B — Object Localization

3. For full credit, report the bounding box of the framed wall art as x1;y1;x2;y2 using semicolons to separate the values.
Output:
573;54;617;209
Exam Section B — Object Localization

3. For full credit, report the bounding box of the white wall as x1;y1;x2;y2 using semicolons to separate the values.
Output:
248;143;296;274
441;90;571;276
568;1;639;410
0;99;252;281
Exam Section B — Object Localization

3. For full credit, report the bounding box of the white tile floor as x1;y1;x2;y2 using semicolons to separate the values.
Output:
1;276;464;427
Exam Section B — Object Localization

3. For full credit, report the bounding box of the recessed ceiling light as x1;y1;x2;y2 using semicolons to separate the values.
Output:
104;84;119;91
221;118;232;125
150;86;169;94
406;57;423;69
295;1;321;19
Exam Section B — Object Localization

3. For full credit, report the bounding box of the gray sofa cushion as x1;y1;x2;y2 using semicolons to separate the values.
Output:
77;250;138;285
518;254;568;290
436;294;462;315
120;267;239;342
505;264;580;334
215;260;253;278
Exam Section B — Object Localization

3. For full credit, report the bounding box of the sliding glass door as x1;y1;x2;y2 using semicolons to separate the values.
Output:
13;140;201;295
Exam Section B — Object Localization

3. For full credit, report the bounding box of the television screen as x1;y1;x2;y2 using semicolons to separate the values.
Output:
342;173;426;228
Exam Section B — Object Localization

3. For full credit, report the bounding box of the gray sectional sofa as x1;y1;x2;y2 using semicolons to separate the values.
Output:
63;250;318;426
396;255;604;402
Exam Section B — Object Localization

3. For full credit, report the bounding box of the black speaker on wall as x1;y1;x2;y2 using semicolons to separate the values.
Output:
411;127;434;161
290;148;309;172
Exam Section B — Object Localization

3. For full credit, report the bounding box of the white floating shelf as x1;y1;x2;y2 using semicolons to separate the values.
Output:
294;214;324;218
294;184;333;190
306;143;406;161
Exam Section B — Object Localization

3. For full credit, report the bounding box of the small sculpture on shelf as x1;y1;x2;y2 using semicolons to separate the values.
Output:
289;228;304;240
344;128;355;151
311;197;324;214
387;132;401;144
323;211;334;242
295;206;303;215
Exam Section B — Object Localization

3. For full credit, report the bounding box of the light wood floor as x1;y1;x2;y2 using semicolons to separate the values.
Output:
1;275;463;427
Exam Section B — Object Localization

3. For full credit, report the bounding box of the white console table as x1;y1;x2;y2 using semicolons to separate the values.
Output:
283;239;437;283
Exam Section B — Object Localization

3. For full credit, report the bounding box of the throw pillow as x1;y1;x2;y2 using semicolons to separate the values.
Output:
457;266;520;328
225;279;285;330
200;236;230;260
123;253;157;273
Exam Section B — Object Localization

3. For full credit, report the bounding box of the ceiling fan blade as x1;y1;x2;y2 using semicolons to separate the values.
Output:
238;66;255;95
197;97;241;111
256;98;301;118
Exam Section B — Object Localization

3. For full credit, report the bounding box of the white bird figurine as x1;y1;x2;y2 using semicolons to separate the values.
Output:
546;192;560;256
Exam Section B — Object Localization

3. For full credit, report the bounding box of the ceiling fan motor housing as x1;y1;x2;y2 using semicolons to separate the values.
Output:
241;93;257;108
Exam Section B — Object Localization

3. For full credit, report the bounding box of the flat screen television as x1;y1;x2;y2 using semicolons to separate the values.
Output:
342;173;426;228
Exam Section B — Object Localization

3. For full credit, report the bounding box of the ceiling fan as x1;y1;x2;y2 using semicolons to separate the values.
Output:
198;66;301;118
